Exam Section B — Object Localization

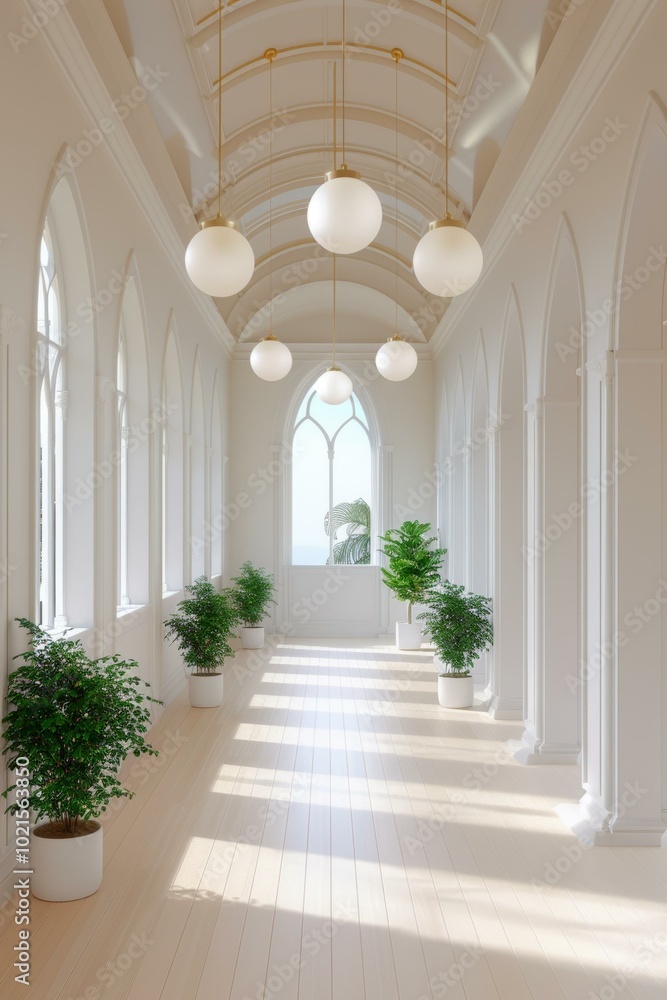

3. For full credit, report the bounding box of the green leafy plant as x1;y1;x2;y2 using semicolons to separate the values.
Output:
378;520;447;623
324;498;371;565
164;576;238;674
2;619;160;837
229;562;276;627
418;582;493;676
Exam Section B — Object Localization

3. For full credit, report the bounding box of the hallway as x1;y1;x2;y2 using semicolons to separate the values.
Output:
3;639;667;1000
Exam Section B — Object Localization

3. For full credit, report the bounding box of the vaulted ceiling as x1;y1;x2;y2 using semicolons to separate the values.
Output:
103;0;564;345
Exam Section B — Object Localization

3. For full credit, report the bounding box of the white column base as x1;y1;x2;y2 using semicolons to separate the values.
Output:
556;793;666;847
486;693;523;720
513;728;580;765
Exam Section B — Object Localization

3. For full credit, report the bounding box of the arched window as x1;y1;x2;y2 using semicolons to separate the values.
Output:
36;178;94;630
292;386;372;565
190;362;206;580
37;223;65;628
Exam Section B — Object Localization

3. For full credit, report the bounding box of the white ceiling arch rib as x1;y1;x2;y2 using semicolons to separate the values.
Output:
103;0;564;342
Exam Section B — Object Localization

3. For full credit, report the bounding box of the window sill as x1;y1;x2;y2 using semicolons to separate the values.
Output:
116;604;146;618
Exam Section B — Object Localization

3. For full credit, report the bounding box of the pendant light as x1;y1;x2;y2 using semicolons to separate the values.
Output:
250;48;293;381
307;0;382;255
315;255;353;405
376;49;418;383
185;2;255;297
412;5;483;298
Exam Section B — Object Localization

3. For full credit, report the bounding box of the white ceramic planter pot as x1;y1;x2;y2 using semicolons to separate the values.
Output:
241;626;265;649
436;669;474;709
396;621;422;650
188;672;224;708
31;821;103;901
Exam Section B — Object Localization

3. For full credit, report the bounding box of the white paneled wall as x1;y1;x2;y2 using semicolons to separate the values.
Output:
433;0;667;843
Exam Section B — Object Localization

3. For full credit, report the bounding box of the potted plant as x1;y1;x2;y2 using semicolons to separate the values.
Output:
1;619;160;902
228;562;276;649
419;582;493;708
379;520;447;649
164;576;237;707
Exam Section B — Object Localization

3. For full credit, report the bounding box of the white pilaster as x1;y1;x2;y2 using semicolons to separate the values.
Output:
515;397;580;765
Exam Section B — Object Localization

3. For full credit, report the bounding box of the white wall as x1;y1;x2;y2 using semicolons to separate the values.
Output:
228;351;435;636
0;0;232;873
432;0;667;842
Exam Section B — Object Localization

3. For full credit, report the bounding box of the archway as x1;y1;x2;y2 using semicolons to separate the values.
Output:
516;219;582;764
490;288;525;719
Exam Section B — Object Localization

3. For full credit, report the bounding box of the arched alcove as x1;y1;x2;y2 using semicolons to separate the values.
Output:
517;218;583;764
601;100;667;838
492;287;526;719
450;364;467;585
117;272;150;607
470;334;491;686
210;377;224;580
36;174;95;629
162;327;184;592
190;357;207;581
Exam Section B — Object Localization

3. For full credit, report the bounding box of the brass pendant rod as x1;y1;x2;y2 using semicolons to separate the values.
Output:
217;1;223;217
333;62;337;171
332;254;337;366
444;3;449;217
341;0;346;164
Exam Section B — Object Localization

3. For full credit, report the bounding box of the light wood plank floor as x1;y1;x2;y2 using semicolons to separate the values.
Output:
2;638;667;999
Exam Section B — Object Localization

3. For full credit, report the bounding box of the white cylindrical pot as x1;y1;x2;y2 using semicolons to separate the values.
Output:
188;672;224;708
31;821;103;901
436;669;474;709
241;626;265;649
396;621;422;650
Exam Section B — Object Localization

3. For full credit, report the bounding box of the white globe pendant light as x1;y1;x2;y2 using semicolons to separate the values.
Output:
308;167;382;254
308;0;382;255
316;254;353;406
412;6;483;298
413;217;483;297
315;367;354;404
376;335;418;382
186;219;254;298
185;1;254;297
249;49;292;381
250;335;293;381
